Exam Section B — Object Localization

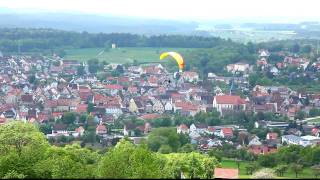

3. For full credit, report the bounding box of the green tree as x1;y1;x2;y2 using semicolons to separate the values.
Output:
97;139;164;178
87;103;94;113
77;65;85;76
158;145;172;154
147;127;187;152
311;164;320;178
34;144;99;179
301;44;312;54
61;112;76;124
290;164;303;178
0;121;49;178
274;164;288;177
87;58;101;74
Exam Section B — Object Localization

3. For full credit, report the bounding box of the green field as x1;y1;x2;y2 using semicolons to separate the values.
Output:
211;29;296;43
220;159;316;179
64;47;195;64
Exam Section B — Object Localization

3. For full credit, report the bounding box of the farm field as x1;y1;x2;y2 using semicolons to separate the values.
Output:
64;47;195;64
220;159;316;179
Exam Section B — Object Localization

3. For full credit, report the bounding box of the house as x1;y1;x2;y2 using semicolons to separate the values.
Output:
219;128;233;138
96;123;107;135
181;71;199;82
248;136;262;146
270;67;280;76
105;104;123;115
257;58;268;67
137;122;152;134
20;94;34;105
214;168;239;179
177;124;189;134
164;101;173;112
266;133;278;140
213;95;246;115
138;113;161;121
123;122;136;136
248;145;278;155
152;100;164;113
282;135;320;147
75;104;88;114
312;128;319;137
226;63;249;73
128;98;139;113
74;126;85;137
259;49;270;57
190;123;208;134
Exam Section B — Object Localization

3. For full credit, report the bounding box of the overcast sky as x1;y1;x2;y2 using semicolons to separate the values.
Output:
1;0;320;22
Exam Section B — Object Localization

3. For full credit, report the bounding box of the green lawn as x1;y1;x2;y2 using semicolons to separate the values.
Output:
308;118;320;123
64;47;195;63
220;159;317;179
220;159;250;179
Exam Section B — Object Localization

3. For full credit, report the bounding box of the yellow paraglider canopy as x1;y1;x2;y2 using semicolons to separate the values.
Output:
160;52;184;72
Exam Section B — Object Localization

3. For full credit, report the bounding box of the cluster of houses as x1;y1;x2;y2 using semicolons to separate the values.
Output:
0;49;319;151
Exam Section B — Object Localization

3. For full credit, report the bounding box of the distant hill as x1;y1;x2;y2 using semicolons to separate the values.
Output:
0;11;199;35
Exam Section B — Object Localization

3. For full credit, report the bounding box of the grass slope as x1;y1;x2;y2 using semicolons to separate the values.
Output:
64;47;195;64
220;159;316;179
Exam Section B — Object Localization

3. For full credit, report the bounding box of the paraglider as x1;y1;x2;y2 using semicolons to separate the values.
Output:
160;52;184;72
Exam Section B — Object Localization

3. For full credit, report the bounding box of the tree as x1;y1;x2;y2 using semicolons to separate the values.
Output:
163;152;219;179
251;168;276;179
28;74;36;84
295;110;305;120
274;164;288;177
56;49;66;58
34;144;99;179
77;65;85;76
290;164;303;178
147;127;187;152
178;143;196;153
158;145;172;154
3;170;26;179
258;154;277;167
311;164;320;178
308;108;320;117
301;45;312;54
87;103;94;113
0;121;49;178
291;43;300;53
61;112;76;124
245;162;259;175
97;139;164;179
87;58;101;74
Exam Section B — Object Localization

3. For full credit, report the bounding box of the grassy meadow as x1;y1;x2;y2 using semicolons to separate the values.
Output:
64;47;195;64
220;158;316;179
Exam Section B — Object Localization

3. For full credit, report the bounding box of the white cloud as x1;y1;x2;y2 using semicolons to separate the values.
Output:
1;0;320;21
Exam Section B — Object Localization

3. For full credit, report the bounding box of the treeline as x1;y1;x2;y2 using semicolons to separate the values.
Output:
0;121;219;179
0;28;232;52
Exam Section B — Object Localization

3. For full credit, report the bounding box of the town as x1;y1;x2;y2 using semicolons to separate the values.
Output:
0;47;319;156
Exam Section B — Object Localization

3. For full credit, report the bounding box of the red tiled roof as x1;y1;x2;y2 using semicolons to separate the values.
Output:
215;95;246;105
175;101;199;111
312;128;319;136
139;113;161;120
179;124;189;130
214;168;239;179
76;104;88;113
45;100;58;108
105;84;123;90
96;124;107;132
0;117;6;124
267;133;278;140
222;128;233;137
182;71;198;78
